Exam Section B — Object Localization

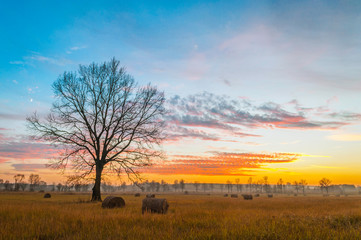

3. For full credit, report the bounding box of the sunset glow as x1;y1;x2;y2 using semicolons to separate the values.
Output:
1;1;361;186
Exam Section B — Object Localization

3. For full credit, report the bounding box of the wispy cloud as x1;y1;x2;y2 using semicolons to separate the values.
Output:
11;164;47;171
144;151;302;176
66;45;87;54
10;52;73;66
165;92;359;142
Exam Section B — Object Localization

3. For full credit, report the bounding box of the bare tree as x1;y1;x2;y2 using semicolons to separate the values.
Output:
179;179;185;192
226;180;232;193
299;179;307;195
235;178;240;192
27;58;165;201
4;180;11;191
319;178;332;194
14;174;25;191
263;176;269;193
121;182;127;192
29;174;40;191
173;180;179;192
247;177;253;193
293;181;299;194
277;178;284;193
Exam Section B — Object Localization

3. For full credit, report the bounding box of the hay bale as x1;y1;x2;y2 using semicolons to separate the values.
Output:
294;194;298;197
102;196;125;209
146;194;155;198
223;194;228;197
43;193;51;198
184;191;189;195
267;194;273;198
242;194;253;200
134;193;141;197
254;194;260;197
142;198;169;214
230;194;238;198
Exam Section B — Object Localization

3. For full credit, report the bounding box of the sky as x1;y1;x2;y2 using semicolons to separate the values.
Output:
1;0;361;185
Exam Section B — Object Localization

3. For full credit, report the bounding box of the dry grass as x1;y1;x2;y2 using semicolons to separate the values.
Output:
1;192;361;239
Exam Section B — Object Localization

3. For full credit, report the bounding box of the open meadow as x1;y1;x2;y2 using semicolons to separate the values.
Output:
1;193;361;239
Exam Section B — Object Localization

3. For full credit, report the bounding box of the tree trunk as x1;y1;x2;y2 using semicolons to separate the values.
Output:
91;164;103;201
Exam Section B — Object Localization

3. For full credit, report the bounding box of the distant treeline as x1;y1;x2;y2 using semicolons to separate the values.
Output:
0;174;360;195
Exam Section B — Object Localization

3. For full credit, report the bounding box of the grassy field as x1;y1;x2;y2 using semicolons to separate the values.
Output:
1;192;361;239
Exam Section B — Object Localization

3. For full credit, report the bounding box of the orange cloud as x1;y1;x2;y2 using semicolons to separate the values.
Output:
143;152;302;176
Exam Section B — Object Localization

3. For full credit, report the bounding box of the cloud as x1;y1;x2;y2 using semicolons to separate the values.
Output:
0;112;25;121
67;45;87;54
70;46;87;51
0;140;58;160
144;151;301;176
11;52;73;66
11;164;47;171
165;92;357;142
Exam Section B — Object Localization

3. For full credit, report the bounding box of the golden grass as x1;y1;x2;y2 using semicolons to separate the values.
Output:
1;192;361;239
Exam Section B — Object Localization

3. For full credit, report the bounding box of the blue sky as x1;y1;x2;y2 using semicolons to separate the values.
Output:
1;0;361;184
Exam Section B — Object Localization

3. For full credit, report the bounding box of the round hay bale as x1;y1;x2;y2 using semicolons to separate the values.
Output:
223;194;228;197
184;191;189;195
267;194;273;198
142;198;169;214
242;194;253;200
230;194;238;198
102;196;125;209
43;193;51;198
146;194;155;198
254;194;260;197
134;193;141;197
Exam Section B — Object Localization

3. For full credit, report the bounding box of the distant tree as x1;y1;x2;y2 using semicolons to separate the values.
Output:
121;182;127;192
26;58;165;201
179;179;185;192
293;181;299;194
150;180;156;192
319;178;332;194
155;182;160;192
173;180;179;192
14;174;25;191
202;183;208;192
277;178;284;193
263;176;269;193
39;181;47;191
299;179;308;195
29;174;40;191
286;182;291;194
0;179;3;190
57;183;63;191
226;180;232;193
161;180;167;192
248;177;253;193
4;180;11;191
194;181;200;192
235;178;240;192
